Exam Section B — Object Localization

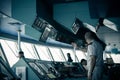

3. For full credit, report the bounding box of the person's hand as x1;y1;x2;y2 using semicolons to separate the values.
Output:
88;72;92;80
71;42;77;48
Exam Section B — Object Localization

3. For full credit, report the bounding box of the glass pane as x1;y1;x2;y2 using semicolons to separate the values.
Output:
35;45;52;61
106;54;111;58
75;50;86;62
103;53;111;60
49;47;65;62
61;48;75;62
0;39;19;67
21;42;37;59
110;54;120;63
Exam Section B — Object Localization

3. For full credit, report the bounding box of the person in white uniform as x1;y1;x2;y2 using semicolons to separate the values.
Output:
85;31;106;80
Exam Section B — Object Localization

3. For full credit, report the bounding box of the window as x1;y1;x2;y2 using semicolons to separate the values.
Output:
49;47;65;62
61;48;75;62
0;39;19;67
75;50;86;62
110;54;120;63
35;45;52;61
21;42;37;59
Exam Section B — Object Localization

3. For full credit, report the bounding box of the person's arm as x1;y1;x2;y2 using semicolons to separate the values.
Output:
88;55;96;80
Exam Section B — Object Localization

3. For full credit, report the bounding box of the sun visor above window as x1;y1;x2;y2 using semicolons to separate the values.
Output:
12;0;36;25
0;0;11;17
23;25;42;41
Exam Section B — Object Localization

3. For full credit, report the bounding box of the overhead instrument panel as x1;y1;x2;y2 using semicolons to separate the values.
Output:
32;17;58;42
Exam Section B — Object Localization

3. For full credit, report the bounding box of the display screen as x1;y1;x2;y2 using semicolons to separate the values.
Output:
71;18;82;34
40;27;51;42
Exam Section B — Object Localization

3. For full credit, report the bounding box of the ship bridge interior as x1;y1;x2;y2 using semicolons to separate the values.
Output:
0;0;120;80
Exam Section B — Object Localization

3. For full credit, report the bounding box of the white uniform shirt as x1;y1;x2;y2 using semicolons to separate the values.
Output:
87;40;104;70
